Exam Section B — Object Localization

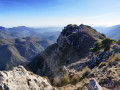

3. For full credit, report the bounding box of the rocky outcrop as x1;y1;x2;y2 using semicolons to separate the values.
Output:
88;79;103;90
88;44;120;68
0;66;54;90
27;24;104;79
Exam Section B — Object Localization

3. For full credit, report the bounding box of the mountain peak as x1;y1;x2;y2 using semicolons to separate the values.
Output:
61;24;97;37
0;26;5;30
27;25;104;79
57;24;102;51
62;24;85;36
16;26;27;28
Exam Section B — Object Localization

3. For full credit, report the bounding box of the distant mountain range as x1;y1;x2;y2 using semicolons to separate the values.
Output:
1;25;120;41
94;25;120;40
0;37;53;70
93;26;110;33
0;26;62;42
0;26;63;70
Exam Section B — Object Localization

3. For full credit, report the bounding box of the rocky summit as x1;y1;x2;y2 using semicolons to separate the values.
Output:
26;24;104;79
0;66;55;90
25;24;120;89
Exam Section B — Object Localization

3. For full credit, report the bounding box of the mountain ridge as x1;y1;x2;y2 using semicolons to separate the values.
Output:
0;37;53;70
26;24;104;79
0;26;61;43
94;25;120;40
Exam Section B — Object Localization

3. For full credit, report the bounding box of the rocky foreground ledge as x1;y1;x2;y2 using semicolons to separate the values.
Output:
0;66;103;90
0;66;54;90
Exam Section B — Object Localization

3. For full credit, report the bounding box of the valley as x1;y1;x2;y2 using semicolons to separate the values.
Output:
0;37;54;70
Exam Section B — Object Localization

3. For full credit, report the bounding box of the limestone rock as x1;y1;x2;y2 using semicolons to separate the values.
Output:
88;43;120;69
0;66;54;90
27;24;103;79
88;79;103;90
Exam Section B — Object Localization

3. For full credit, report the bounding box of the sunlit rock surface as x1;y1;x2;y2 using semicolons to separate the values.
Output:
0;66;54;90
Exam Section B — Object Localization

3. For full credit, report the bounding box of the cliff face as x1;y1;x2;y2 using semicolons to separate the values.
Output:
0;66;54;90
56;24;101;63
27;24;104;78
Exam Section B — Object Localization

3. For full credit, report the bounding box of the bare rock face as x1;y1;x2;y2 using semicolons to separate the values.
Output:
88;79;103;90
88;44;120;69
0;66;54;90
27;24;104;79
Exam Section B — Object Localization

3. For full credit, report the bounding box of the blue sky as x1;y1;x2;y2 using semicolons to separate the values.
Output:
0;0;120;27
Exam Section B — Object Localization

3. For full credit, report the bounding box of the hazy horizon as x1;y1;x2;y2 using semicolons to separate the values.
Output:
0;0;120;27
0;24;117;28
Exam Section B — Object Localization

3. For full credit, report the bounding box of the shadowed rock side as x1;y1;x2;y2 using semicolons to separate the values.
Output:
0;66;54;90
88;79;103;90
0;37;53;70
27;24;104;79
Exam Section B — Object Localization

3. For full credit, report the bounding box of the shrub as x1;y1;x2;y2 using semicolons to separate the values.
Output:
117;40;120;45
68;24;73;26
90;41;102;52
59;67;63;72
73;24;78;27
71;75;80;85
86;25;94;30
72;32;76;34
99;35;104;40
91;38;116;52
102;38;116;51
99;33;105;40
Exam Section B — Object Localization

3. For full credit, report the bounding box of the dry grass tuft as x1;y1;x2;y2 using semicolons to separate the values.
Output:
43;76;51;84
61;71;70;86
79;67;91;80
71;75;80;85
98;62;106;68
53;76;61;87
107;53;120;66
